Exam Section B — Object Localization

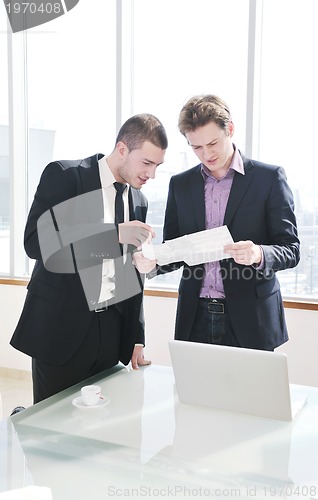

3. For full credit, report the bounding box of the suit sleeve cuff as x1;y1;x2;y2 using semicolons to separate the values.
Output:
253;245;265;270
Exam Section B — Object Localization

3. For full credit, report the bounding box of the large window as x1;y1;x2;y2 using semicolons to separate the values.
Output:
0;9;9;274
1;0;117;276
26;0;117;185
130;0;249;289
257;0;318;298
24;0;117;273
1;0;318;301
130;0;318;299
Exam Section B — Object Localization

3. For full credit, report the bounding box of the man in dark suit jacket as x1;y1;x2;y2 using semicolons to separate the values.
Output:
10;114;168;403
134;95;299;351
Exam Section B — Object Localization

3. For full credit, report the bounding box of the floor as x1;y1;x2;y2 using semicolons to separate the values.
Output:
0;376;33;420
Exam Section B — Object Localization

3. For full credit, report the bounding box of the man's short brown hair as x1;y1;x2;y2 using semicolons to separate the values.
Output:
116;113;168;151
178;94;232;136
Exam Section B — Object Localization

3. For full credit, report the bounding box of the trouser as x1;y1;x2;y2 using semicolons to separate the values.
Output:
189;298;241;347
32;305;122;404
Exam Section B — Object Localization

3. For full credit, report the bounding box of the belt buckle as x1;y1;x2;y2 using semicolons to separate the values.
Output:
208;299;224;314
95;301;108;313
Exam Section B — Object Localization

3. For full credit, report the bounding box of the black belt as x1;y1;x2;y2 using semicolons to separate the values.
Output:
199;298;226;314
94;300;124;314
94;301;109;313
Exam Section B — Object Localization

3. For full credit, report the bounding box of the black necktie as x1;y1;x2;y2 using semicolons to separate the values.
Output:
113;182;126;224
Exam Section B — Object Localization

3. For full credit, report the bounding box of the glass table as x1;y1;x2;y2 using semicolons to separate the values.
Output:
1;364;318;499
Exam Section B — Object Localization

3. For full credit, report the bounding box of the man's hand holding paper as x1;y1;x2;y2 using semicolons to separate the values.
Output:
133;251;157;273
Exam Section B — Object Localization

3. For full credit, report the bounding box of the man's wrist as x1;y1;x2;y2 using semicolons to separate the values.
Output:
253;245;264;269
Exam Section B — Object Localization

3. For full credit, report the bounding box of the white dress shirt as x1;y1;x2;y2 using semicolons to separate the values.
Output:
98;155;129;303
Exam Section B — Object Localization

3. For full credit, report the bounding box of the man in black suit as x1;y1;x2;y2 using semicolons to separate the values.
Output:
10;114;168;403
134;95;299;351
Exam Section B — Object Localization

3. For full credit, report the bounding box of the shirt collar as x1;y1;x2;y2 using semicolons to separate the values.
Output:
201;144;244;179
98;155;123;190
230;145;245;175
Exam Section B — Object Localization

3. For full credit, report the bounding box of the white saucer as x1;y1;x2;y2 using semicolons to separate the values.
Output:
72;395;110;409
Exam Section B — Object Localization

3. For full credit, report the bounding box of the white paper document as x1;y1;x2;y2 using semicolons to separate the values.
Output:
142;225;233;266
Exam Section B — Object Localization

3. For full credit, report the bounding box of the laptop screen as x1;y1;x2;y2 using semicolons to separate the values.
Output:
169;340;306;421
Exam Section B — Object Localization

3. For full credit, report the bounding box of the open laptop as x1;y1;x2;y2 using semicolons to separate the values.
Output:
169;340;307;421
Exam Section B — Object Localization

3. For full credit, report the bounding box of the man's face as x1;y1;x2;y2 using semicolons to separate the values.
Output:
186;121;234;179
117;141;165;189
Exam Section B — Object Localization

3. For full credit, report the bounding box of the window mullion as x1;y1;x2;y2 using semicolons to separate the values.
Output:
245;0;263;159
118;0;134;127
8;27;28;278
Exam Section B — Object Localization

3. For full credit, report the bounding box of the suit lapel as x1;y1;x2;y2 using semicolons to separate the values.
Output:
190;166;206;232
125;187;147;257
224;155;255;227
128;188;137;220
128;188;147;222
77;154;103;194
76;154;104;223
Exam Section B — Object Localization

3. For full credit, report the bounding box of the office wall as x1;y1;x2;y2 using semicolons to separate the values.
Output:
143;296;318;388
1;284;317;386
0;284;31;373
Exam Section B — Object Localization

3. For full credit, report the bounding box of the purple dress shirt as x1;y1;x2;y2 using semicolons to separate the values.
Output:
200;146;244;298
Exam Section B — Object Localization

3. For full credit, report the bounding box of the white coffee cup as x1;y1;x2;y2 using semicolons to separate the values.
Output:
81;384;102;406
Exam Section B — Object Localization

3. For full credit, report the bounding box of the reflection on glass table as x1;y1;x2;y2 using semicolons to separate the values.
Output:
1;364;318;499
